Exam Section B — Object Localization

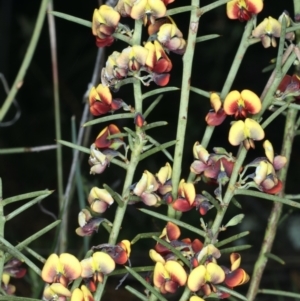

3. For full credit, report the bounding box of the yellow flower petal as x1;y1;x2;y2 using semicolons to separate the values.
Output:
188;265;206;292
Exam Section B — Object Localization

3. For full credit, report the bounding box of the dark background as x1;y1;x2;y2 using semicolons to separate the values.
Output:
0;0;300;300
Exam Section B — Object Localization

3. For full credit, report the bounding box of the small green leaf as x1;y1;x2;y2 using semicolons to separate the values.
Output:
6;194;51;221
24;246;46;263
125;285;148;301
152;236;190;267
143;121;168;131
215;285;248;301
0;236;41;275
219;245;252;253
139;208;206;237
2;190;53;206
146;136;173;162
231;197;242;209
140;140;176;161
167;6;197;16
190;86;211;98
262;63;275;73
103;184;124;208
110;266;154;276
215;231;250;248
142;87;179;100
83;113;135;127
144;95;163;118
125;266;168;301
202;190;221;211
264;252;285;265
49;11;91;27
131;232;161;244
57;139;90;154
196;34;221;43
225;214;245;228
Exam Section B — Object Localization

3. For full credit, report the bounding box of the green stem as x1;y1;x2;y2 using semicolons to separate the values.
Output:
48;1;65;252
258;289;300;299
0;178;5;289
0;0;50;121
246;107;298;301
170;0;200;219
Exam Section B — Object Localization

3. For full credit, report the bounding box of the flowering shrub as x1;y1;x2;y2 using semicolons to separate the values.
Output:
1;0;300;301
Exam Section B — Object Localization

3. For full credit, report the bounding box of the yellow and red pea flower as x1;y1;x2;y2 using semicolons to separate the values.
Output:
223;253;249;287
252;16;281;48
76;209;105;237
88;187;114;214
92;5;120;47
43;283;72;301
157;23;186;54
133;170;161;206
3;259;26;280
275;74;300;101
100;240;131;265
187;262;225;292
223;89;261;119
71;285;94;301
94;124;123;150
130;0;168;25
205;93;227;126
226;0;263;22
80;252;115;287
153;260;187;294
89;84;123;116
88;143;109;175
41;253;81;286
228;118;264;149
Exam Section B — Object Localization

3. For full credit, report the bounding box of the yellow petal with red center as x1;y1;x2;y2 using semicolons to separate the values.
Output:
153;262;169;288
93;252;115;274
99;5;120;27
210;93;222;112
156;162;172;185
205;262;225;284
59;253;81;281
190;297;205;301
224;90;241;115
80;257;95;278
263;140;274;163
230;253;241;271
244;118;264;141
149;249;166;264
145;170;159;192
240;89;261;115
144;41;155;69
41;253;60;283
187;265;206;292
193;142;209;162
44;283;72;300
228;120;246;146
182;181;196;205
81;285;94;301
119;240;131;257
254;161;268;185
95;84;112;105
130;45;149;66
225;268;249;287
92;9;105;36
166;221;181;241
165;261;187;286
149;0;167;18
252;17;281;38
71;288;83;301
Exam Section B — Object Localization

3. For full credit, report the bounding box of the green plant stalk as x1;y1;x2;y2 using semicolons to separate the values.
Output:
258;289;300;299
2;190;52;206
246;109;298;301
0;178;5;289
94;19;143;301
234;189;300;208
0;0;50;121
170;0;200;219
48;1;65;253
0;144;57;154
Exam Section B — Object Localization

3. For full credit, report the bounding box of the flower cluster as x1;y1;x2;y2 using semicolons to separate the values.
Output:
41;244;130;300
148;222;249;298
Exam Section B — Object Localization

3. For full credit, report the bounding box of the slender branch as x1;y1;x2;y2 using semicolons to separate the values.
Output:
0;0;50;121
170;0;200;219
